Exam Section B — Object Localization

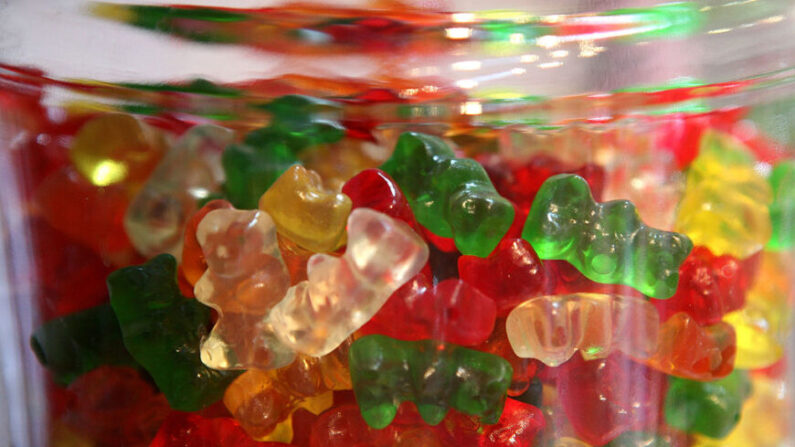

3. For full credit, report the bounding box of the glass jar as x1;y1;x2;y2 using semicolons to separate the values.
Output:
1;1;794;446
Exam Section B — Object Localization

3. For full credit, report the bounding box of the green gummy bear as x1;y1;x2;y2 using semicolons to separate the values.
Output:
222;96;345;209
522;174;692;299
30;304;137;386
767;159;795;250
107;254;240;411
380;132;515;257
349;334;512;429
664;371;751;439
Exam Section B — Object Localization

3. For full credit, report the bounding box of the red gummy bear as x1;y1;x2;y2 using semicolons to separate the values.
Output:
651;246;760;326
35;166;135;266
150;412;291;447
459;238;552;316
443;398;546;447
342;168;419;230
61;366;170;447
556;354;667;446
30;218;113;320
359;273;497;346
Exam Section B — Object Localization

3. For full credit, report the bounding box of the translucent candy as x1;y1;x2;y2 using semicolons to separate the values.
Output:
267;208;428;356
69;113;168;187
675;130;772;259
506;293;659;366
723;252;791;369
194;208;294;370
125;125;232;258
259;164;352;253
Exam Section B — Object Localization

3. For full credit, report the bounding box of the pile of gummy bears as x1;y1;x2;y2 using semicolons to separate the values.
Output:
2;64;793;447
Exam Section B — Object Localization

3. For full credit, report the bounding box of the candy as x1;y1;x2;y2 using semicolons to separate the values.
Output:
349;334;513;429
674;130;772;259
651;246;759;326
557;354;667;446
267;208;428;356
505;293;659;366
664;370;751;439
150;412;292;447
767;159;795;250
107;254;240;411
223;344;350;441
180;199;234;286
68;113;168;188
124;124;232;258
522;174;693;299
30;304;135;386
341;168;419;230
641;312;735;380
61;366;170;447
359;273;497;346
459;238;550;316
723;251;791;369
194;207;294;371
223;96;345;209
35;166;135;264
380;132;515;257
258;164;352;253
443;397;546;447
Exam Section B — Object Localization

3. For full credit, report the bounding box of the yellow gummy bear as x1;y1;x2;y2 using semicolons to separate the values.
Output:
69;113;168;188
724;252;791;369
675;130;772;259
692;375;789;447
259;165;352;253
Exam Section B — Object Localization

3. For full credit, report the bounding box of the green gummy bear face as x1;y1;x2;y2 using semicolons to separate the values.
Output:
107;254;240;411
349;335;512;429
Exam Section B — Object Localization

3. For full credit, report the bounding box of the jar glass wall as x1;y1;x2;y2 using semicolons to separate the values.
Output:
1;1;794;446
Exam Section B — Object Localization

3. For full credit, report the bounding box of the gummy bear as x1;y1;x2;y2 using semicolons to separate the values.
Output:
641;312;735;380
341;168;419;231
767;159;795;250
35;167;135;264
259;164;352;253
474;319;540;397
31;304;136;386
223;343;350;441
107;254;240;411
150;412;292;447
459;238;551;316
223;95;345;209
723;251;791;369
61;366;170;447
349;334;513;429
267;208;428;356
505;293;659;366
359;273;497;346
557;354;667;446
480;153;606;215
651;246;759;326
69;113;168;188
380;131;515;257
443;397;546;447
522;173;692;299
664;370;751;439
180;199;234;286
125;124;232;258
690;375;788;447
674;130;772;259
194;207;294;370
